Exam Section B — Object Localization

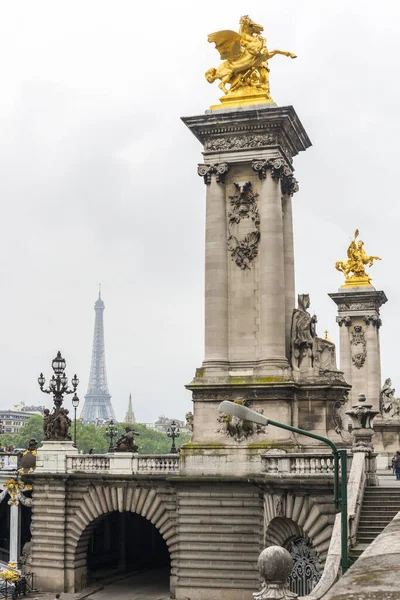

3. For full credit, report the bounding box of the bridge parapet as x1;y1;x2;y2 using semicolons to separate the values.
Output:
65;453;180;475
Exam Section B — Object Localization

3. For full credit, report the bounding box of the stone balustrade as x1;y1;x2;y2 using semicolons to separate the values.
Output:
66;453;180;475
262;453;336;476
66;455;111;472
137;454;179;473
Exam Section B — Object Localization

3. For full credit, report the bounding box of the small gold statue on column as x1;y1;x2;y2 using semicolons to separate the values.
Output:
206;15;296;110
335;229;381;287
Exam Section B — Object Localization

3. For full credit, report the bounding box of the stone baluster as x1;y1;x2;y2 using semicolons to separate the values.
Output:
198;163;229;370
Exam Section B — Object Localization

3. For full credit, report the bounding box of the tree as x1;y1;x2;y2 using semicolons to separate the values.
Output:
0;415;192;455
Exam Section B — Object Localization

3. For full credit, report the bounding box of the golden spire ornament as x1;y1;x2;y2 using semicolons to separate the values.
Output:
335;230;381;287
205;15;296;110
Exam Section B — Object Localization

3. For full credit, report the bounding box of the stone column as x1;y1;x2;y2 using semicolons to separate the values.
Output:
364;315;382;411
253;159;290;375
198;163;229;372
9;503;21;566
281;175;298;360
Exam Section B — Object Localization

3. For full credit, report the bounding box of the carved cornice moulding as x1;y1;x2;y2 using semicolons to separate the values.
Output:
182;105;312;159
329;290;388;312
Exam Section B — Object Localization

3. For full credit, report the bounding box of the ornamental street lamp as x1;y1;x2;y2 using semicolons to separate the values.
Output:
71;394;80;448
167;421;180;454
218;401;350;575
105;419;117;453
38;351;79;441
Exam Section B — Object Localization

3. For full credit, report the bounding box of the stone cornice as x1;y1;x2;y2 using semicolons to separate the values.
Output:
182;105;312;159
329;289;388;311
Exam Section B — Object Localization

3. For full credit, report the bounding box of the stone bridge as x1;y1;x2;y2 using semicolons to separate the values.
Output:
25;446;345;600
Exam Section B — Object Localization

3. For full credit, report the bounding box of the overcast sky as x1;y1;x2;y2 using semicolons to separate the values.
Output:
1;1;399;423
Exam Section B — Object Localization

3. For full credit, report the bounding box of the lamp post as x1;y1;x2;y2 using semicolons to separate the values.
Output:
38;351;79;441
105;419;117;453
218;401;350;574
167;421;180;454
72;394;80;448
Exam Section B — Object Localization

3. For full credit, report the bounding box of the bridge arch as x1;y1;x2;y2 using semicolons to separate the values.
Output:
65;484;177;593
264;492;334;560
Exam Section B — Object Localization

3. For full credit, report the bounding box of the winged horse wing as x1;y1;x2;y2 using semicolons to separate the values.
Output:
207;30;242;60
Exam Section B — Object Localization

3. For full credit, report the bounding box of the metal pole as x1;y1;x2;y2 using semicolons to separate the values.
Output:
74;406;77;448
339;449;350;573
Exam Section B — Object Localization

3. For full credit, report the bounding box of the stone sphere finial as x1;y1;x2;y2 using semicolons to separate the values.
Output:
255;546;297;599
358;393;366;403
258;545;293;582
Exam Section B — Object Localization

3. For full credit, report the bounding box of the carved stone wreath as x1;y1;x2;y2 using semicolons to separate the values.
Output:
350;325;367;369
217;400;266;442
227;181;260;270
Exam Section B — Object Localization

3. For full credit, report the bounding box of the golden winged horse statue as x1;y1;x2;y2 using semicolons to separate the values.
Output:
205;16;296;109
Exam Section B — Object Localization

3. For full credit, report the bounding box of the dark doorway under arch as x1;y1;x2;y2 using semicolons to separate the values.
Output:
86;511;170;587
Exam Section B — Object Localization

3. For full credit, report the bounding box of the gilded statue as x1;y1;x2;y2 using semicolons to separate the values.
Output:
335;230;381;287
206;15;296;108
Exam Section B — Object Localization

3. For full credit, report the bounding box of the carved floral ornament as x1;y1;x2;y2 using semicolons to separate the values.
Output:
204;133;276;152
0;478;32;507
350;325;367;369
227;181;260;270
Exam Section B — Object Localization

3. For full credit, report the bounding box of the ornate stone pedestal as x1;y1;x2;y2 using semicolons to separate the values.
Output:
35;441;78;474
329;287;387;410
182;105;350;468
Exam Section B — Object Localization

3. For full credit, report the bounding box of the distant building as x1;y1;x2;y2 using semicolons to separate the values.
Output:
124;394;136;424
0;404;43;434
154;416;186;433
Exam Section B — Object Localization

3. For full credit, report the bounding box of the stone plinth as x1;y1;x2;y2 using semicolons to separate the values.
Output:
35;441;78;474
329;287;387;410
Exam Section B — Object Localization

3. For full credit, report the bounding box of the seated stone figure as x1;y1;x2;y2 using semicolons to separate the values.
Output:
115;426;140;452
290;294;338;376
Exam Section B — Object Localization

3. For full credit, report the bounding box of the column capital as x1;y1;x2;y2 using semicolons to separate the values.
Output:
251;159;297;194
252;157;292;180
364;315;382;328
197;163;229;185
336;315;352;327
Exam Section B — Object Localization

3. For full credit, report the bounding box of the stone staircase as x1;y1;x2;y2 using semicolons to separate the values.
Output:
353;486;400;559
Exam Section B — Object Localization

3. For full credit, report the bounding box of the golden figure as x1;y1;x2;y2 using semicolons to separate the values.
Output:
206;15;296;109
335;230;381;287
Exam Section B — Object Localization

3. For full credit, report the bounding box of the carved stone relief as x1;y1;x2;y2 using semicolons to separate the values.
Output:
204;133;276;152
217;399;266;442
227;181;260;270
350;325;367;369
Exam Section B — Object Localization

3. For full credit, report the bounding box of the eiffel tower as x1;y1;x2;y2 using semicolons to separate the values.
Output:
80;289;116;424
